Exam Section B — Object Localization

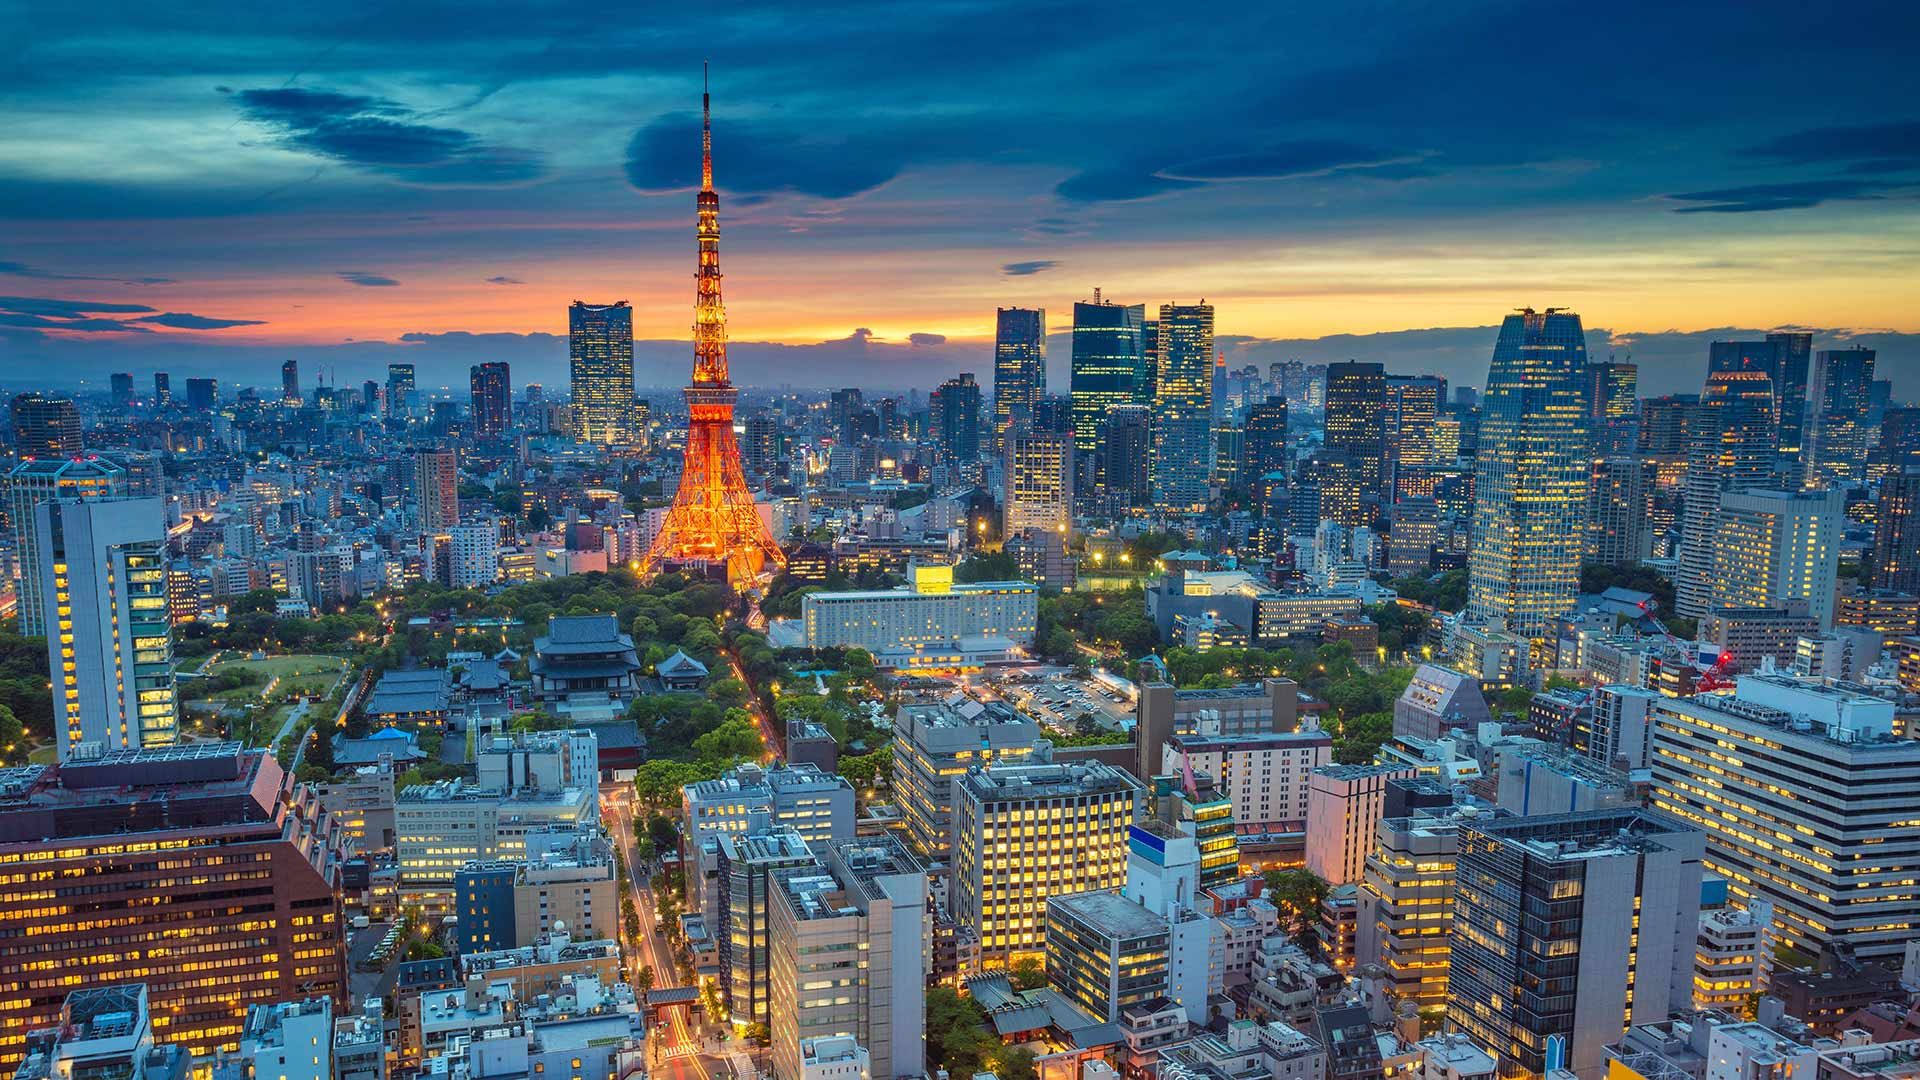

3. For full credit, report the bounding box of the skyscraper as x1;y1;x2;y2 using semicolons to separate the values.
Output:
1003;429;1073;537
1326;362;1388;506
151;371;171;407
1384;373;1442;501
6;456;126;636
9;392;81;458
1150;302;1214;513
930;372;982;479
1710;487;1844;628
280;359;300;403
1070;297;1146;491
1138;318;1159;404
1242;395;1290;484
384;363;415;420
569;300;636;444
1873;470;1920;594
184;377;217;412
109;373;134;410
1465;309;1591;645
414;449;459;533
1586;360;1638;455
1104;404;1152;513
468;361;510;440
742;409;779;478
1676;371;1777;617
1448;808;1703;1079
36;496;177;759
1766;331;1812;458
992;307;1046;449
1805;347;1876;485
1585;456;1653;565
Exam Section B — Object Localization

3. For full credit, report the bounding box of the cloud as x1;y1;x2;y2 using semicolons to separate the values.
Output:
909;332;947;346
1055;167;1203;203
338;270;400;287
1163;141;1411;181
1665;179;1895;213
131;312;265;329
1739;120;1920;173
234;86;544;186
484;275;524;285
0;313;151;332
1001;260;1058;277
625;112;906;200
0;260;174;285
0;295;156;317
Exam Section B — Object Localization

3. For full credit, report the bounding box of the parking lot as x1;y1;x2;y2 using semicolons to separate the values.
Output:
983;667;1136;736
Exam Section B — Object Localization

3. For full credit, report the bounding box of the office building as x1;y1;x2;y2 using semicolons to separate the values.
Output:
951;761;1142;968
1393;664;1494;740
469;361;510;439
1647;674;1920;963
1134;676;1302;780
1162;728;1333;836
683;762;856;927
1242;395;1290;486
217;998;332;1080
891;697;1042;862
1305;764;1417;886
1465;308;1591;645
1104;404;1153;512
1805;347;1876;485
930;372;982;477
1385;373;1443;501
184;376;217;411
769;837;928;1080
414;449;459;532
109;371;135;409
1874;471;1920;594
1151;302;1215;513
36;497;176;760
1322;361;1387;512
1003;428;1073;536
6;455;126;636
394;781;593;897
1045;888;1178;1024
794;565;1037;670
151;371;171;406
1071;297;1147;484
280;358;301;403
1581;684;1659;771
1709;487;1843;627
569;300;635;444
385;362;415;419
1587;360;1638;455
1448;808;1703;1079
1693;901;1774;1013
743;408;780;477
1585;456;1653;565
0;744;348;1067
719;829;818;1027
1677;370;1778;617
992;307;1046;448
1711;334;1812;461
10;392;81;457
1356;797;1496;1017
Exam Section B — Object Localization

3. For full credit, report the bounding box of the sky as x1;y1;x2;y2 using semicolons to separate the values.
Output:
3;0;1919;396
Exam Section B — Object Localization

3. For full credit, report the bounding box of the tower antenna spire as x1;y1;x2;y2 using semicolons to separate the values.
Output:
701;60;712;191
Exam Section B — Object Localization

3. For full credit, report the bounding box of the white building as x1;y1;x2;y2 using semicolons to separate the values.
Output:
799;1037;870;1080
1711;487;1844;628
215;998;332;1080
1304;763;1416;886
449;521;501;588
1162;727;1333;835
794;565;1037;670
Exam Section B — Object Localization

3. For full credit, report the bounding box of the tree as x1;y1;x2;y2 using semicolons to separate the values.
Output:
1263;868;1332;959
1332;710;1393;764
0;703;21;763
637;965;656;993
840;746;893;791
1009;955;1045;990
925;987;995;1077
988;1046;1039;1080
691;715;764;763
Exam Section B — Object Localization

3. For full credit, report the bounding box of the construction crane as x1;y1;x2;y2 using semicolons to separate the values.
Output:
1635;598;1736;693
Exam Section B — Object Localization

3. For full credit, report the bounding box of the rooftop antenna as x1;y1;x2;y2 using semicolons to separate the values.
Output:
701;60;712;191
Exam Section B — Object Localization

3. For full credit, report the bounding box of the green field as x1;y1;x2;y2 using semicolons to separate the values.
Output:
193;653;348;681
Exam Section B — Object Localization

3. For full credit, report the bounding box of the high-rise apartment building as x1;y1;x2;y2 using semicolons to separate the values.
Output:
413;449;459;533
1151;303;1215;513
1873;471;1920;594
1003;428;1073;537
468;361;510;440
930;372;981;478
1647;674;1919;964
1324;362;1388;508
0;744;348;1067
1448;808;1703;1079
384;363;415;420
1709;487;1843;628
1465;308;1591;645
1676;370;1777;618
1383;373;1441;502
569;300;635;444
891;699;1042;863
768;837;928;1080
951;761;1142;969
1585;456;1654;565
5;456;125;636
281;358;301;403
1587;360;1638;455
35;496;176;760
1070;297;1146;489
1104;404;1152;512
10;392;81;458
743;409;779;478
1805;347;1876;485
992;307;1046;449
109;372;134;409
152;371;171;407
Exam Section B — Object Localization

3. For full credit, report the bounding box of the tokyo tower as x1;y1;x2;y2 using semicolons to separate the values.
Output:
642;69;787;590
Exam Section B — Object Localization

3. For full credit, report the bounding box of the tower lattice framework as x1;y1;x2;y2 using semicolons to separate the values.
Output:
642;71;787;589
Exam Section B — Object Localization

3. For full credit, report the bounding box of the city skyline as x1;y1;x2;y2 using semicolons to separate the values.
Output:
5;3;1920;394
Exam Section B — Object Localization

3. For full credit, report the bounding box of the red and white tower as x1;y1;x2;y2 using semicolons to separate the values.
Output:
642;69;787;589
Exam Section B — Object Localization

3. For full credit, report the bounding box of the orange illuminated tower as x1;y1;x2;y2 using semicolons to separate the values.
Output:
643;69;787;589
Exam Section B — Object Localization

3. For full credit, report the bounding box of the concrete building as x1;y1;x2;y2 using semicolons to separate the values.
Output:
719;829;818;1028
5;455;125;637
891;696;1042;861
1582;684;1660;771
1447;808;1704;1080
1134;677;1301;780
796;565;1038;671
799;1037;871;1080
1709;487;1844;628
414;449;459;532
769;837;928;1080
448;521;500;587
1305;764;1417;887
952;761;1142;969
1161;728;1334;836
215;999;332;1080
1393;665;1493;740
683;762;855;928
11;984;191;1080
1004;429;1073;536
1046;889;1178;1024
1356;800;1502;1019
1693;900;1774;1013
1647;674;1920;963
394;781;592;899
1698;604;1821;671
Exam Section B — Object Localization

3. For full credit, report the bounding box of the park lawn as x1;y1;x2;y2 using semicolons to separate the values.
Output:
204;654;349;681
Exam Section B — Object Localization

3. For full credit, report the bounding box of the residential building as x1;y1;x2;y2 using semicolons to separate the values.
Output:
1693;900;1774;1013
414;449;459;532
1357;800;1500;1018
1004;428;1073;536
1647;674;1920;963
569;300;636;444
469;361;510;440
1465;308;1591;645
951;761;1142;969
215;999;332;1080
6;455;126;636
1151;302;1215;513
448;521;499;587
36;496;176;760
1161;728;1334;836
1874;471;1920;594
1447;808;1704;1079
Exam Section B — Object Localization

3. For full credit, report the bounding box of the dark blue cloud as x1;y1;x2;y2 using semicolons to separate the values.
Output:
1056;168;1202;203
1665;179;1896;213
484;275;524;285
1739;120;1920;172
909;332;946;346
132;312;265;329
235;86;544;185
1164;141;1409;181
0;261;174;284
0;296;156;317
1001;260;1057;277
624;112;905;200
338;270;400;286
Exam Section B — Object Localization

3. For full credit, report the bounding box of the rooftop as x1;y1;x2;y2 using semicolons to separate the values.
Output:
1049;889;1169;941
961;761;1142;802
